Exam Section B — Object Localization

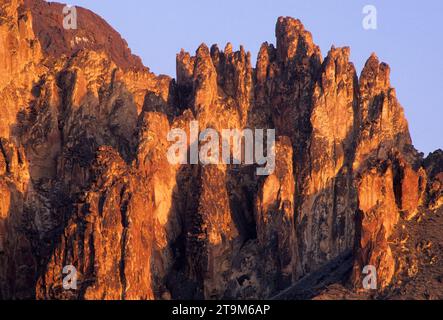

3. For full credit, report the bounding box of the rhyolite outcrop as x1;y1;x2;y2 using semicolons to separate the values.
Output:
0;0;442;300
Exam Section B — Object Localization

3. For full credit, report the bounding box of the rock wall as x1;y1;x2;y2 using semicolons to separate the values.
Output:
0;1;441;299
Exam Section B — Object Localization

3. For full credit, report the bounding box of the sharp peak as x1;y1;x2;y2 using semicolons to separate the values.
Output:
363;52;391;72
328;45;351;57
276;16;306;29
194;42;247;57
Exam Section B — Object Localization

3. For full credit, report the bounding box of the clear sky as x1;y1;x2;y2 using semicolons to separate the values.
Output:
67;0;443;155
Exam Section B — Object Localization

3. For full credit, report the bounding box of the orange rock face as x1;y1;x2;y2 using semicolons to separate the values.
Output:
0;2;440;300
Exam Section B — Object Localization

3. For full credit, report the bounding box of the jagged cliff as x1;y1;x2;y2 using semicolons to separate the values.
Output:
0;0;442;300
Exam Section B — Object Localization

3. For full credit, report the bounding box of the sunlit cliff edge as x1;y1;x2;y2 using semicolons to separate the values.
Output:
0;0;442;300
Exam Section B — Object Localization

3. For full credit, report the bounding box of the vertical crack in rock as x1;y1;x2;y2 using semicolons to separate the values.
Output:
119;188;130;300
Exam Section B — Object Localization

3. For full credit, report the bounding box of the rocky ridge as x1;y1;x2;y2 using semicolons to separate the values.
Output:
0;0;442;300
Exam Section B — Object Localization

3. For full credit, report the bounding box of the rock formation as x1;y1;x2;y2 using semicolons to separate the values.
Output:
0;0;442;300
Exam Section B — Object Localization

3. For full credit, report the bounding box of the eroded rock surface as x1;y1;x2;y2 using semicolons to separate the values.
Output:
0;1;441;300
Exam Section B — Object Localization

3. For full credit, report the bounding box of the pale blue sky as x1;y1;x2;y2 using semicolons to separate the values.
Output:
68;0;443;155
